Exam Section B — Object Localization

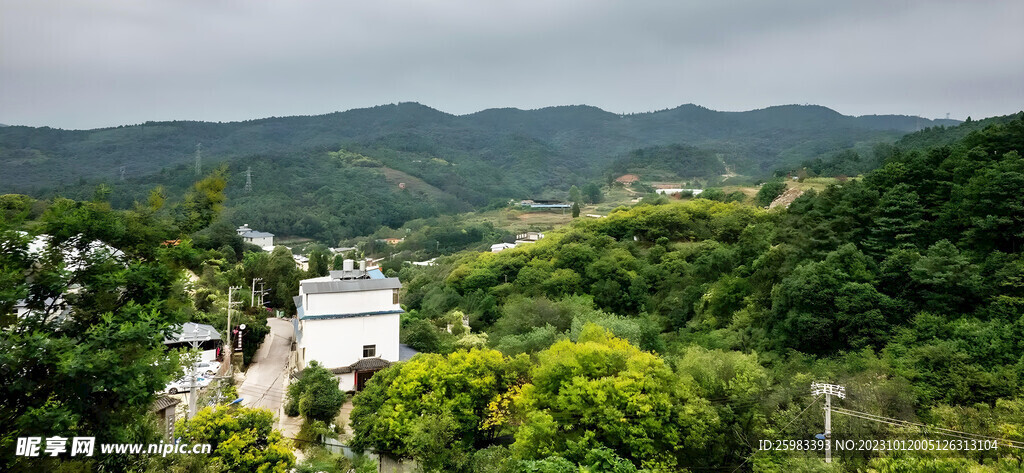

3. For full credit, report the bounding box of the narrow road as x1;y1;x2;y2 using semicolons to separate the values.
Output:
237;317;292;412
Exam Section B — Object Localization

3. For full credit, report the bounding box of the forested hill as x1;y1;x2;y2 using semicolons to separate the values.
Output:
0;102;958;193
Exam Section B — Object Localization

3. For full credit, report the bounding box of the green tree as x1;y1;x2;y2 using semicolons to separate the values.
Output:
583;182;603;204
510;325;718;469
175;406;294;473
307;245;330;277
571;202;580;218
286;361;347;423
568;185;582;205
864;183;923;255
755;180;787;207
0;200;187;472
350;349;528;471
175;168;228;234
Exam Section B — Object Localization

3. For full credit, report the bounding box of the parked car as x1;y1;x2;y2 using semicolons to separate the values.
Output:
164;376;211;395
194;361;221;376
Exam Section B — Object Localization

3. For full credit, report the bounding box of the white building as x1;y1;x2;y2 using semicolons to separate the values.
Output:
514;232;545;246
293;260;410;391
490;243;516;253
236;224;275;249
654;188;704;196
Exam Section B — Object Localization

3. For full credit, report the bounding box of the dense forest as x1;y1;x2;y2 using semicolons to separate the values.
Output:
1;103;960;243
342;115;1024;471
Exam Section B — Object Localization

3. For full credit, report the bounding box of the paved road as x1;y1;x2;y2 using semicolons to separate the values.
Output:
237;317;292;412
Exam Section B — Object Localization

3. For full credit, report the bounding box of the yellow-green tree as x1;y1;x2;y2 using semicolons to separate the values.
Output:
509;325;719;469
175;406;294;473
350;349;529;472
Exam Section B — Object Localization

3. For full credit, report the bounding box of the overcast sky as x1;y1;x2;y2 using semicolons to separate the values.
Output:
2;0;1022;129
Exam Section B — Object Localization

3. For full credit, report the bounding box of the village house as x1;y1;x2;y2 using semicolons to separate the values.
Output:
236;224;275;250
293;260;415;391
490;242;516;253
163;322;222;363
515;232;545;244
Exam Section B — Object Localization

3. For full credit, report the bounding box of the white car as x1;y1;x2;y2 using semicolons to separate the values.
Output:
164;376;211;394
194;361;221;376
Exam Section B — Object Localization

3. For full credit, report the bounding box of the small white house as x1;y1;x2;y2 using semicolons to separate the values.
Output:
236;224;275;248
654;188;704;196
490;243;516;253
294;260;409;391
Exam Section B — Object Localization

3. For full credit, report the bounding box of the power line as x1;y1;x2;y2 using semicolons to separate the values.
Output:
730;395;823;473
832;407;1024;450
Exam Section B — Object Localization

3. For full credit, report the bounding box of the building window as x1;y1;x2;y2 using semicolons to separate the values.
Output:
363;345;376;358
393;289;399;305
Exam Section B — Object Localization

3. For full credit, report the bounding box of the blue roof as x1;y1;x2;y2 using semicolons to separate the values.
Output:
299;309;403;321
367;268;385;279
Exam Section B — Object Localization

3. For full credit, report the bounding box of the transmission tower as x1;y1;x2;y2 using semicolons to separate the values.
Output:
244;167;253;192
194;143;202;176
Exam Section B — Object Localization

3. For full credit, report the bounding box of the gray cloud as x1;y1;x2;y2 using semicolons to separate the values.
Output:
1;0;1021;129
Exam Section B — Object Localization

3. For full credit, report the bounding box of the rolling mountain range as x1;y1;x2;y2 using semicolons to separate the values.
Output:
0;102;958;191
0;102;964;242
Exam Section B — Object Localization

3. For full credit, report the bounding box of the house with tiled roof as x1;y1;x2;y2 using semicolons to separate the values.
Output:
293;259;414;391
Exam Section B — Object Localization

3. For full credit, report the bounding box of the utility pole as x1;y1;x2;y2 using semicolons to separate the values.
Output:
226;286;243;375
251;278;262;306
185;324;210;420
258;281;266;307
244;167;253;192
811;382;846;463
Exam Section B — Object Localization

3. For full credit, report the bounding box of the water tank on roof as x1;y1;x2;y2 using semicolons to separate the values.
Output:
343;259;354;271
359;260;366;271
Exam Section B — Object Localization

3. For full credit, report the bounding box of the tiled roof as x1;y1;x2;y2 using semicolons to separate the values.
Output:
350;357;391;371
329;357;392;374
241;230;274;238
152;395;181;412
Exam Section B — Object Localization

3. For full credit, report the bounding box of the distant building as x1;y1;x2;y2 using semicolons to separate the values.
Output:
519;199;571;209
515;232;544;244
490;243;516;253
294;260;410;391
654;188;703;196
236;224;275;249
382;238;404;245
293;254;309;271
